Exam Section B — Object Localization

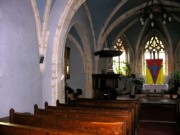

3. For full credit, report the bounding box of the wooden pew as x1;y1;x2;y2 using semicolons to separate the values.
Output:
57;99;138;134
34;104;129;135
66;98;141;126
45;102;134;135
0;122;90;135
65;98;141;132
68;98;140;115
9;109;126;135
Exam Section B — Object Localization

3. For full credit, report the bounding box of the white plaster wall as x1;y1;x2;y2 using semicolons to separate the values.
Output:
0;0;42;117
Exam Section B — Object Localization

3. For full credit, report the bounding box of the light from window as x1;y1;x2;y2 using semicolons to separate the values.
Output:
113;38;126;75
144;36;166;75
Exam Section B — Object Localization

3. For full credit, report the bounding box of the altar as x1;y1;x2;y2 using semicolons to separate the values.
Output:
143;84;168;93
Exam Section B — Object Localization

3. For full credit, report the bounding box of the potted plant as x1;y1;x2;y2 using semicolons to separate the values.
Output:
168;71;180;94
132;74;145;94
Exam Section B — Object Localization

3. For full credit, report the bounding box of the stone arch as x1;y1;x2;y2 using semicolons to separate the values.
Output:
30;0;51;63
67;34;86;70
51;0;86;105
67;22;93;98
30;0;41;51
97;3;143;51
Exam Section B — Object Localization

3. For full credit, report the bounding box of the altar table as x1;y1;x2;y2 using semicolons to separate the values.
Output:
143;84;168;93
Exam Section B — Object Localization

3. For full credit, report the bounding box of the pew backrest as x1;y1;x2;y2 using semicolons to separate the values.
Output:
0;122;92;135
44;103;134;135
34;106;130;135
10;109;127;135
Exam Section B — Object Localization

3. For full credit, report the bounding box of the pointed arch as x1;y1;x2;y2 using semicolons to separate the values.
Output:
67;34;86;70
50;0;86;105
67;22;93;98
135;28;174;83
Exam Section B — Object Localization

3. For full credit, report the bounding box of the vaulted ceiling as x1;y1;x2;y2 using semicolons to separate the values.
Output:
85;0;180;51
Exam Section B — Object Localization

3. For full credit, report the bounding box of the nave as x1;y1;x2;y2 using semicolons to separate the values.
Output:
0;97;139;135
0;96;180;135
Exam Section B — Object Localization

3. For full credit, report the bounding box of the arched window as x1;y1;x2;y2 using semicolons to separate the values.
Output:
113;38;126;75
144;36;166;75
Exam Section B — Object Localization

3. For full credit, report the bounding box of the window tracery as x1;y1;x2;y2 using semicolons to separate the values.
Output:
144;36;166;74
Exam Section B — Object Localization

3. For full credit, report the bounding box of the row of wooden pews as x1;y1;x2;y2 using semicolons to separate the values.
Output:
0;109;126;135
65;98;141;134
66;98;140;135
0;98;141;135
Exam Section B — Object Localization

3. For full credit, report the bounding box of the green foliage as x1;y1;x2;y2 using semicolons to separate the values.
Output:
113;60;132;76
168;71;180;93
130;73;145;93
122;62;131;76
134;77;145;85
113;60;121;74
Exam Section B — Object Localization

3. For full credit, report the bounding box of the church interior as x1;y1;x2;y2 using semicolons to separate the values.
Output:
0;0;180;134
